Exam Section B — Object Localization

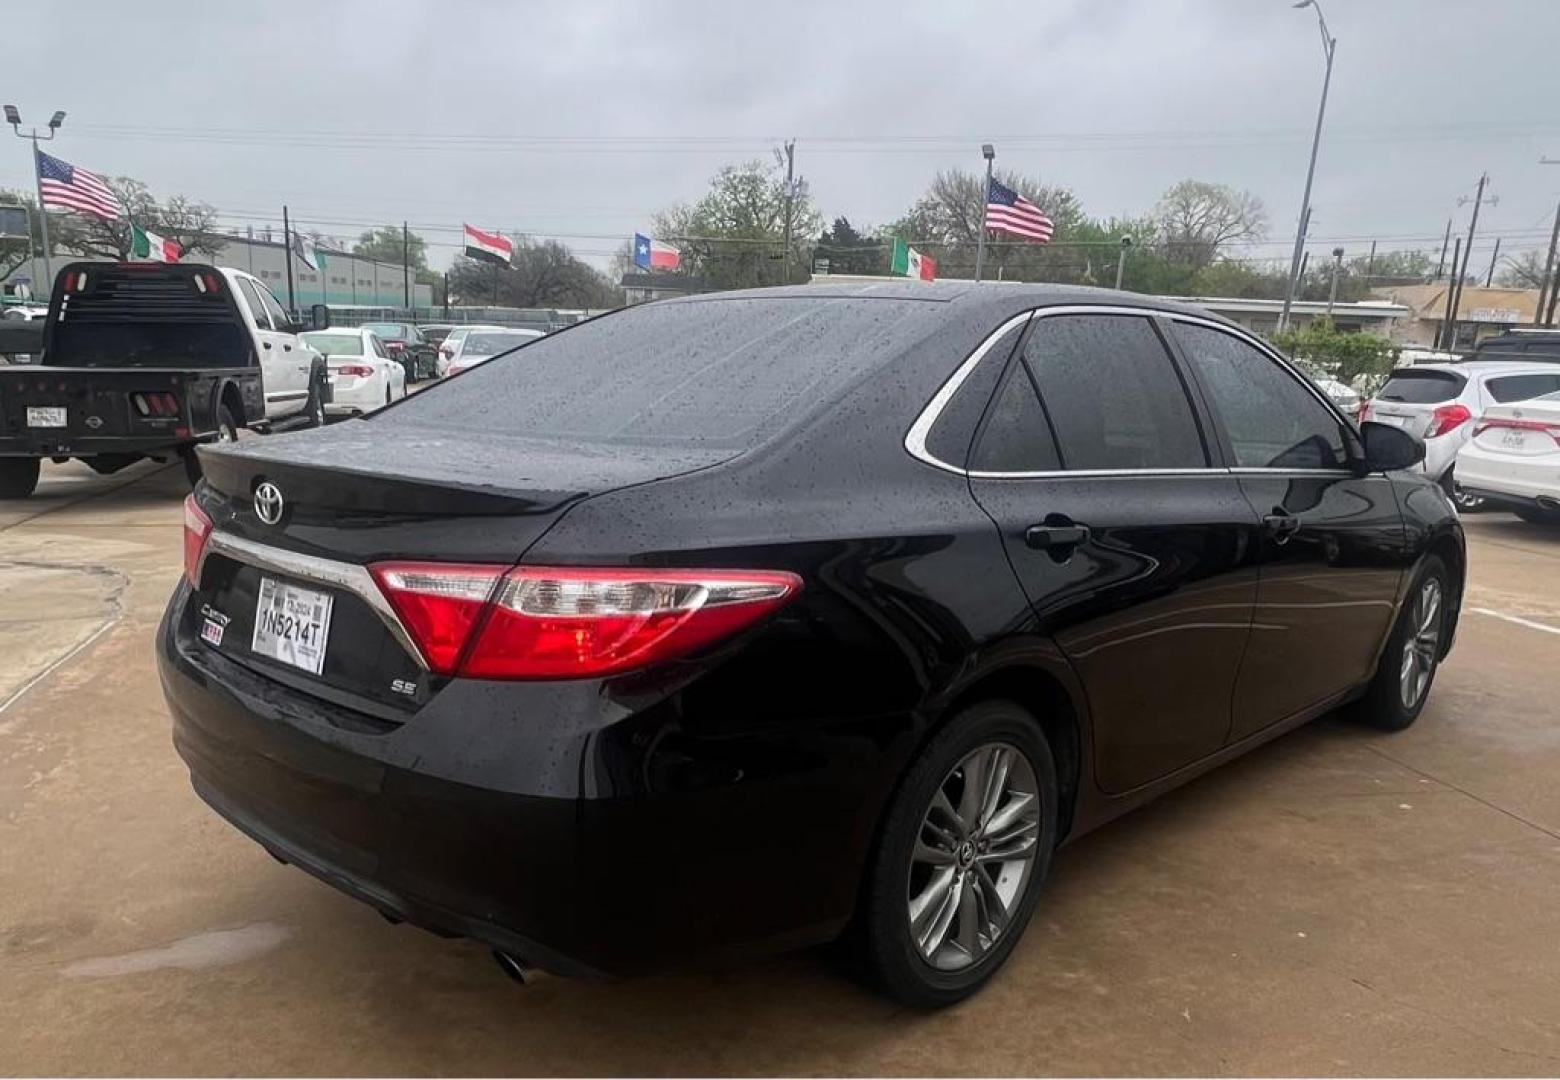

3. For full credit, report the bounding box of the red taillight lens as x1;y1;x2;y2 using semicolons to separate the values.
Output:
1428;402;1472;438
370;563;801;679
1357;401;1372;423
183;494;213;586
385;341;405;353
1473;416;1560;446
334;363;375;378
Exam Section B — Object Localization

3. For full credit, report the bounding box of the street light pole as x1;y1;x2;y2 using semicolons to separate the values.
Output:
974;144;995;282
1278;0;1336;333
1326;246;1344;317
5;105;66;290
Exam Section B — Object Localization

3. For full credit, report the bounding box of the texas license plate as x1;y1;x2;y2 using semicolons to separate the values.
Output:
26;406;66;428
1501;430;1530;449
251;576;333;676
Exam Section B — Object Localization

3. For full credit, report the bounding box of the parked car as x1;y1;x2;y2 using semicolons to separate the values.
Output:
433;324;506;377
441;327;544;376
361;322;437;381
161;284;1462;1008
1455;390;1560;524
299;328;407;418
416;323;456;350
0;261;329;498
1361;360;1560;510
1467;329;1560;363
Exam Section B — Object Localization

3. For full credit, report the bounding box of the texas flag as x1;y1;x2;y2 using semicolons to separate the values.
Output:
633;233;681;271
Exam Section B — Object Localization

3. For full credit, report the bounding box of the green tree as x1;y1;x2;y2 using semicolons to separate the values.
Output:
353;226;428;271
815;216;883;275
651;160;822;289
886;168;1083;281
50;177;221;260
1271;318;1399;394
449;235;621;308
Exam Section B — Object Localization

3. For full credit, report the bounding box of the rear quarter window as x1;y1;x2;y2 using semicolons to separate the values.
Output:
1377;370;1466;404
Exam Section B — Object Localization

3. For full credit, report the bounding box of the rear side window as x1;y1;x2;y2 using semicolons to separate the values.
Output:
1021;314;1206;470
1485;372;1560;403
970;362;1061;473
237;280;272;330
1173;322;1349;470
1377;370;1466;403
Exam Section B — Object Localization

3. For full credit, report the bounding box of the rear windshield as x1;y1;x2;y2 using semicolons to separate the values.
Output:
363;323;408;340
463;332;535;357
1486;372;1560;403
301;333;363;356
1377;370;1466;404
388;297;939;447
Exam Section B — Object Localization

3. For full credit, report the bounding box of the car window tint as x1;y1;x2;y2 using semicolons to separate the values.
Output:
1377;370;1466;403
923;317;1026;467
302;333;362;356
237;280;271;330
970;361;1061;472
392;297;945;447
1485;372;1560;403
1172;322;1348;470
1022;314;1206;470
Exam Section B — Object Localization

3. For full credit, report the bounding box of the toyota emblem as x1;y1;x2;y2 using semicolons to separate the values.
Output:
253;481;285;526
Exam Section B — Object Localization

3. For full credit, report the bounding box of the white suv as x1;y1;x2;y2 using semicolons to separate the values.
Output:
1363;360;1560;509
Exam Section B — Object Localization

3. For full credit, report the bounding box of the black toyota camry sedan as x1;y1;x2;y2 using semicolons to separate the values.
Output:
158;282;1463;1007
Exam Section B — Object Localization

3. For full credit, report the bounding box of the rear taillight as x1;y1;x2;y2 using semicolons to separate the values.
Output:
132;391;181;417
1473;416;1560;447
370;563;801;679
193;272;223;296
385;341;405;353
183;495;213;586
1357;401;1372;423
1428;402;1472;438
333;363;375;378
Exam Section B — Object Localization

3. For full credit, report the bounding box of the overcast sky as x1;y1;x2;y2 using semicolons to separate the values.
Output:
7;0;1560;274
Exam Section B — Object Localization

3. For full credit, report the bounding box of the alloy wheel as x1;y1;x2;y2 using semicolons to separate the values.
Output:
1399;576;1443;709
908;742;1040;972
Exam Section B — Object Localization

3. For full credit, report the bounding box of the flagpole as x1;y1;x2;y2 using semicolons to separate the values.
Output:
30;146;52;289
281;205;297;314
974;144;995;283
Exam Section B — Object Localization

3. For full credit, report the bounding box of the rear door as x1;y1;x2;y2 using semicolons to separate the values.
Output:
1167;319;1406;739
967;310;1262;794
235;278;304;417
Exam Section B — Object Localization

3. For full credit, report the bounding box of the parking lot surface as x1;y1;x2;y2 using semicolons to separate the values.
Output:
3;460;1559;1076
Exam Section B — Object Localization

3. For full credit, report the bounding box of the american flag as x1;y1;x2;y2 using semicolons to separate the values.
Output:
985;178;1054;243
36;150;123;222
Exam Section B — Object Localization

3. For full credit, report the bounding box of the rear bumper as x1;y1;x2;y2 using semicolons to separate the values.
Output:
0;433;196;458
1456;447;1560;504
155;582;874;976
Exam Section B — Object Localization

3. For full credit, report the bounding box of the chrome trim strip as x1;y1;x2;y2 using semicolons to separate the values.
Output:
967;467;1231;480
903;311;1032;475
197;531;429;670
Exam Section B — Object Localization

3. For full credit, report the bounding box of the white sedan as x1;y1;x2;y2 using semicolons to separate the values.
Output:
300;328;408;417
434;324;508;377
1456;391;1560;525
443;328;545;376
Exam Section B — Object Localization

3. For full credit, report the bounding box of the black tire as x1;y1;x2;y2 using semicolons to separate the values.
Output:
0;456;40;499
182;405;239;488
1514;505;1560;526
1350;555;1450;732
859;700;1059;1008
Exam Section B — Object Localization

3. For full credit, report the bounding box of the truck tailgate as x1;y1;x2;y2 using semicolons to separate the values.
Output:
0;367;224;455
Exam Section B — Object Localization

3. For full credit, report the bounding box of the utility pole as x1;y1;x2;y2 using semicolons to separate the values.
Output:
778;139;796;283
1114;235;1133;291
1364;239;1376;287
1435;218;1452;280
282;204;296;313
1445;173;1494;348
1485;236;1501;287
1326;246;1344;317
975;143;996;282
402;221;411;309
1536;200;1560;327
5;105;66;289
1278;0;1337;332
1439;236;1462;349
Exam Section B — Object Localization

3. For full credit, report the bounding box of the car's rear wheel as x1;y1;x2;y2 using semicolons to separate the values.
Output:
0;457;40;499
860;700;1058;1008
1350;555;1449;731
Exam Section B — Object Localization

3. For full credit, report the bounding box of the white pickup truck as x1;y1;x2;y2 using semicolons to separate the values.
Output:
0;261;333;498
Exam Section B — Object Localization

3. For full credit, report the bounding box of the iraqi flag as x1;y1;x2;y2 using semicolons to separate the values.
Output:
464;224;513;265
633;233;681;271
130;222;181;263
890;238;936;281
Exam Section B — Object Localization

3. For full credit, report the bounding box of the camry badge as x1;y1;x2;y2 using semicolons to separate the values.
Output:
254;481;284;526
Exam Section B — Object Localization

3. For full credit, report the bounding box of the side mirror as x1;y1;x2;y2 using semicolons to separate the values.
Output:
1359;420;1425;472
309;303;331;331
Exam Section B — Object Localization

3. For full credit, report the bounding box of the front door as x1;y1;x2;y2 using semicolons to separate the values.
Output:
1166;320;1406;739
968;311;1263;794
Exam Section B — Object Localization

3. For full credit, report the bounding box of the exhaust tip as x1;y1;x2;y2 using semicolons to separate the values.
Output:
492;949;537;986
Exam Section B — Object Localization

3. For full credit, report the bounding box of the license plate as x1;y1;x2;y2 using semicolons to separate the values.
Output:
26;406;66;428
1501;430;1530;450
251;577;333;676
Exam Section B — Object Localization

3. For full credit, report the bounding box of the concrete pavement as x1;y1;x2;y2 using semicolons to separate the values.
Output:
2;460;1559;1076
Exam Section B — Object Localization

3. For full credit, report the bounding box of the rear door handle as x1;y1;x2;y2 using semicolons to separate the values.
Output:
1025;523;1091;550
262;341;272;350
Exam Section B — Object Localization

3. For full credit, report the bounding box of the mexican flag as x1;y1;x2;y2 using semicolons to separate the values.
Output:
890;238;936;281
130;222;181;263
